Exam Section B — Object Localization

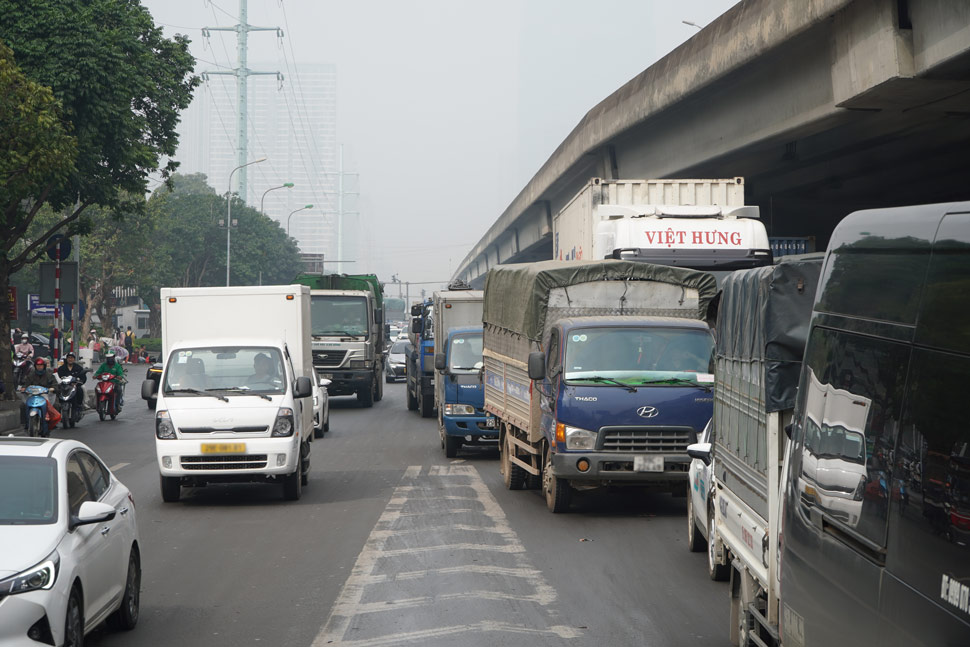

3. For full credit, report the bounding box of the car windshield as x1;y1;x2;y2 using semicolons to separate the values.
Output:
449;333;483;373
564;327;714;385
0;457;57;524
390;341;408;354
162;347;287;395
310;295;368;337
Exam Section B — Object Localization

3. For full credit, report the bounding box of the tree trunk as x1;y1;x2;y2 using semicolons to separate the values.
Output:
0;259;14;400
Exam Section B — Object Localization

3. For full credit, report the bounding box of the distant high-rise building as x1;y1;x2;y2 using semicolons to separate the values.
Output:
176;63;339;258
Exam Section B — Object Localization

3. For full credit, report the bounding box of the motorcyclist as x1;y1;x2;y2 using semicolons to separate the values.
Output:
95;351;126;407
14;334;34;360
56;352;87;409
21;358;58;431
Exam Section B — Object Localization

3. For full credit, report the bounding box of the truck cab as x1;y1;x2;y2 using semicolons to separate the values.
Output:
434;325;497;457
536;316;714;494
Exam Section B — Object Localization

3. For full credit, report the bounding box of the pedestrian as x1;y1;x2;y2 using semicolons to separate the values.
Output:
124;326;134;363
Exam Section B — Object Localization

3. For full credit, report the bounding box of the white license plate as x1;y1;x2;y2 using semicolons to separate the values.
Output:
484;417;497;429
634;455;664;472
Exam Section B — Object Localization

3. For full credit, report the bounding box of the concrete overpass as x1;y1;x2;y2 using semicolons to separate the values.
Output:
455;0;970;286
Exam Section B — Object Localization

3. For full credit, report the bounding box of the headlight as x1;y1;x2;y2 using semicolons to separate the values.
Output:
349;360;368;369
155;410;176;440
0;552;59;595
444;403;475;416
272;407;295;437
564;425;597;450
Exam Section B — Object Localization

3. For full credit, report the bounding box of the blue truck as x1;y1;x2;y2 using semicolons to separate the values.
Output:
434;325;497;457
484;259;718;512
405;298;435;417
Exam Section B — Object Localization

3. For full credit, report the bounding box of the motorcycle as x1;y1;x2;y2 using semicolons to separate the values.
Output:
55;374;84;428
13;352;32;387
94;372;125;420
23;385;52;437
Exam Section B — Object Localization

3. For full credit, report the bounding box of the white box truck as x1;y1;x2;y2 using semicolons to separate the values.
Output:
553;178;771;278
143;285;316;502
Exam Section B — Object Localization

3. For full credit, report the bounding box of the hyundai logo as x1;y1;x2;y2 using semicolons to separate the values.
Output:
637;406;658;418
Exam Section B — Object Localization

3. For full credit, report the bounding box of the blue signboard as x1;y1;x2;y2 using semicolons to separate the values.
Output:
28;293;57;317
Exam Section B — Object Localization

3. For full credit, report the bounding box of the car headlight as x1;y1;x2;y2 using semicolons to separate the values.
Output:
155;410;176;440
272;407;295;437
444;404;475;416
564;425;597;450
349;360;368;369
0;552;59;596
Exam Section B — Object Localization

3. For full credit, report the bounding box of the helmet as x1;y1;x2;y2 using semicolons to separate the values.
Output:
21;334;28;341
105;351;115;358
65;352;76;359
34;358;47;367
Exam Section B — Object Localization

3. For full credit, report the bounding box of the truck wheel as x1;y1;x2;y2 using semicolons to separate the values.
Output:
160;476;181;503
501;432;527;490
419;393;434;418
406;386;418;411
708;504;729;581
687;493;707;552
543;446;572;513
357;385;374;408
147;398;156;410
283;467;302;500
374;374;383;401
444;434;461;458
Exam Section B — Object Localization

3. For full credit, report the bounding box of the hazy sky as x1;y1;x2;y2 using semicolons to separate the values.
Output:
141;0;737;287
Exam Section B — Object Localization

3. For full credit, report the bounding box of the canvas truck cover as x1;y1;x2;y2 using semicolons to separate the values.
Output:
715;254;823;412
483;259;718;342
293;273;384;311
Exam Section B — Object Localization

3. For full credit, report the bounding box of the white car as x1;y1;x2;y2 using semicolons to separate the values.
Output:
686;419;728;580
312;377;331;438
0;437;141;646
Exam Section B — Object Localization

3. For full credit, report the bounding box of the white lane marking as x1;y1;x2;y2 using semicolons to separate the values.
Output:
312;463;576;646
315;621;582;647
109;462;129;471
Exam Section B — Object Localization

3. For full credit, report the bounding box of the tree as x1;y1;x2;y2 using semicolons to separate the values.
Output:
0;0;197;396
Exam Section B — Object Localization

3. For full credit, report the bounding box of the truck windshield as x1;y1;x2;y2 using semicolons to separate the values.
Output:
449;333;483;373
310;296;368;338
564;327;714;385
163;347;286;395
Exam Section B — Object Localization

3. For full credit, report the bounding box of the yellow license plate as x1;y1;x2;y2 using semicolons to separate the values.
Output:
200;443;247;454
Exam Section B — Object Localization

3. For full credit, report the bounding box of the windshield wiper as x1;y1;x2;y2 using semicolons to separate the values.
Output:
166;388;228;402
208;387;272;401
314;329;363;338
634;377;712;391
573;376;638;393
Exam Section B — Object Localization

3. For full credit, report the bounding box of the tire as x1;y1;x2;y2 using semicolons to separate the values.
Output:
357;384;374;408
406;385;418;411
147;398;156;410
110;413;117;420
64;585;83;647
324;413;330;433
501;431;527;490
98;402;106;422
27;415;40;438
107;549;140;630
542;445;572;513
283;467;302;501
386;373;393;383
374;374;383;402
687;493;707;552
444;433;461;458
708;505;730;581
419;393;434;418
160;476;181;503
314;425;323;439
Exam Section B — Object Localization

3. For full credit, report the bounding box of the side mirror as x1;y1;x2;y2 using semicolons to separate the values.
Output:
434;353;447;371
686;442;713;466
71;500;116;529
141;379;158;400
527;352;545;381
411;319;422;334
410;304;423;316
294;376;313;398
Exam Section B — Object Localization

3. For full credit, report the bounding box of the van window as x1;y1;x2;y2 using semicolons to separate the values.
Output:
914;212;970;354
889;348;970;604
793;327;910;548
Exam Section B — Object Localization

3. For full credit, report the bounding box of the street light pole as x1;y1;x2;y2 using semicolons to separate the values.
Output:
260;182;294;214
226;157;267;286
286;204;314;238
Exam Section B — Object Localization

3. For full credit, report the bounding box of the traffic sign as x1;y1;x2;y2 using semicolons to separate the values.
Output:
7;286;16;319
46;234;72;261
28;293;57;317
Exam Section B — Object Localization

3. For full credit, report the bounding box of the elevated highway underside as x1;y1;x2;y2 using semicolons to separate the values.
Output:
456;0;970;287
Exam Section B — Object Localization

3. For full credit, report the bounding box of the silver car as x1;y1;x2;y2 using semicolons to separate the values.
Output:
0;437;141;646
385;340;408;383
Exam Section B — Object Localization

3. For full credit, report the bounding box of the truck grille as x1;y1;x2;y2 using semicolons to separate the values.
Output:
600;427;693;453
313;350;347;367
181;455;268;470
